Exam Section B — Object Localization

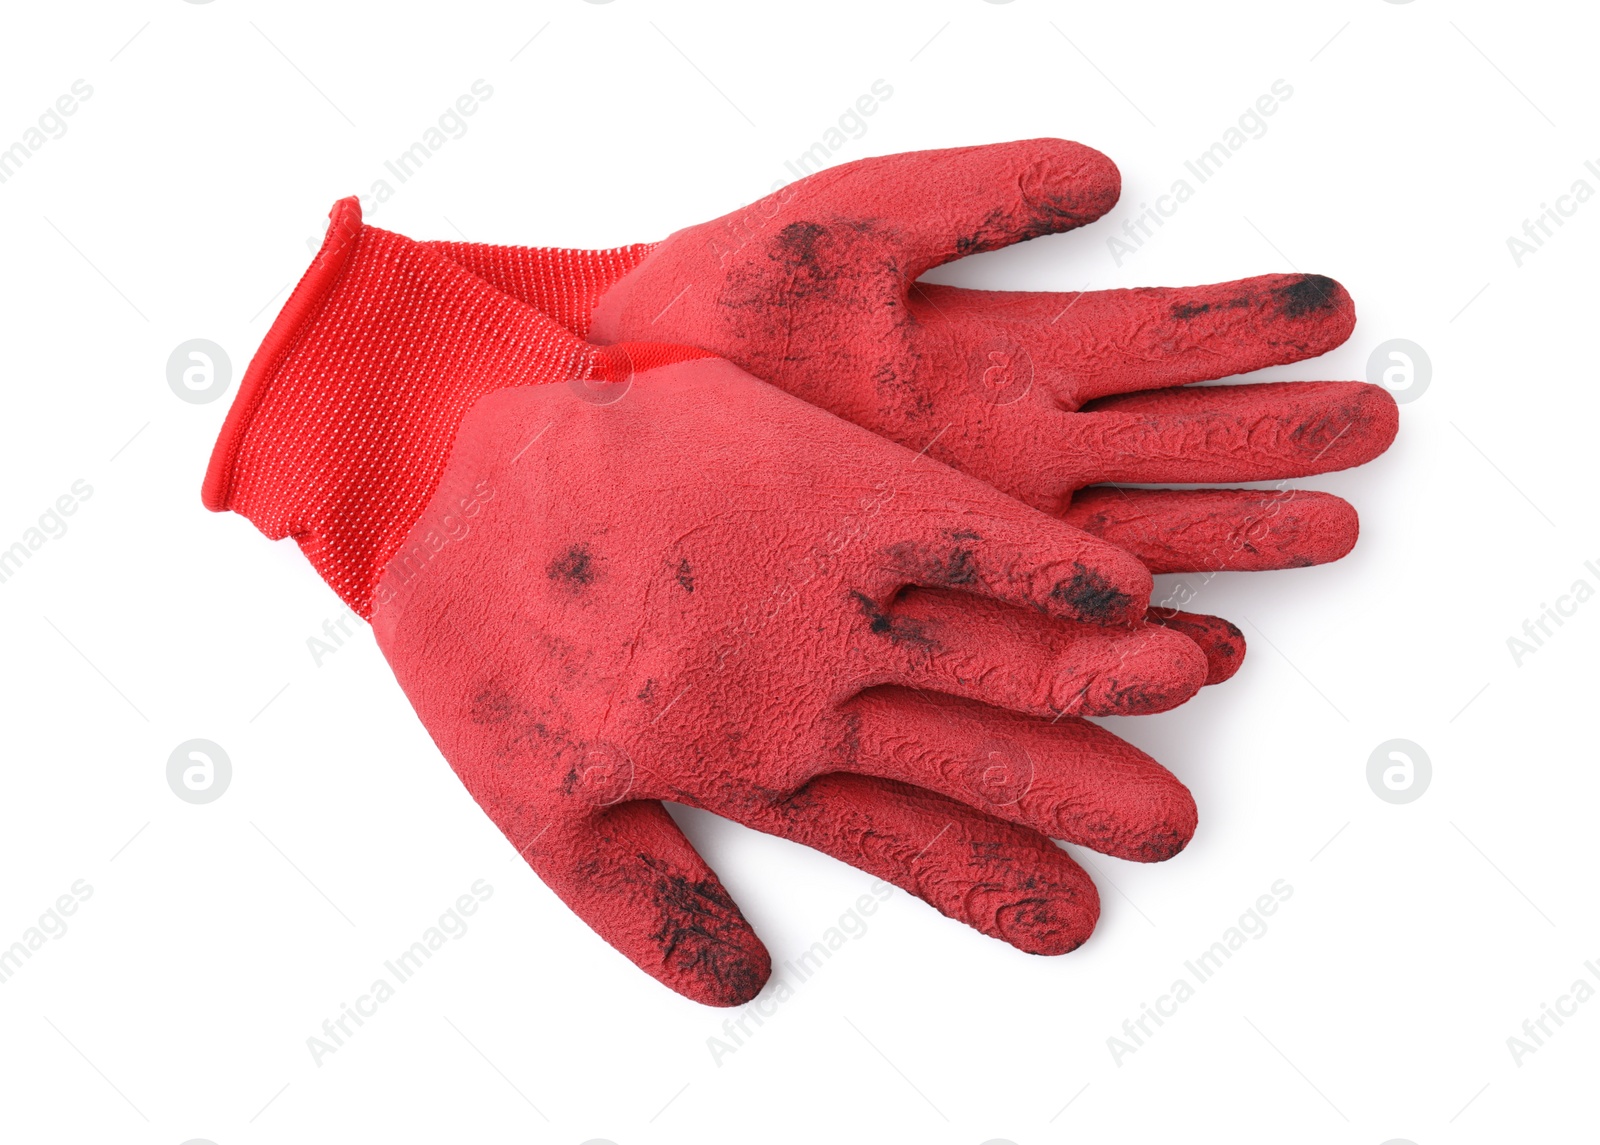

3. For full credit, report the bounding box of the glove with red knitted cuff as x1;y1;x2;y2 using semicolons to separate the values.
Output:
205;198;1215;1006
426;137;1397;591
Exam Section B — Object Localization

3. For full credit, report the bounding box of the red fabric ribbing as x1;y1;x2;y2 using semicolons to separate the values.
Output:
203;198;706;616
422;239;656;338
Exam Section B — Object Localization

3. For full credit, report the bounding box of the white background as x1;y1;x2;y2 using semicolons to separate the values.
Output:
1;1;1595;1142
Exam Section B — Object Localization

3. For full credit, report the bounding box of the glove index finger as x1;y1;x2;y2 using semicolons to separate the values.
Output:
1056;274;1358;406
883;492;1151;627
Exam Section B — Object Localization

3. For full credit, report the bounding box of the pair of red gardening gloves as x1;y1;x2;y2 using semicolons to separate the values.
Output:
205;140;1395;1005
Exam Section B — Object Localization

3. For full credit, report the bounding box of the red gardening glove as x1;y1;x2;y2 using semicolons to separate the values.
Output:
427;138;1397;582
205;200;1209;1006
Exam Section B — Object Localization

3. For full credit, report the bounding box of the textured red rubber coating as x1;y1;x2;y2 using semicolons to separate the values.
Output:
205;201;1211;1005
427;138;1397;578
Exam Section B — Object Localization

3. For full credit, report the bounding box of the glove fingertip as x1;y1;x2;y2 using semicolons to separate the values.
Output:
1018;137;1122;232
1048;548;1151;628
669;938;773;1008
1077;626;1208;715
1348;381;1401;462
1149;611;1247;686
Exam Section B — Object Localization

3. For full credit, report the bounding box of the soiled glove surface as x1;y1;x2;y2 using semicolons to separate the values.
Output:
430;138;1399;579
206;200;1210;1005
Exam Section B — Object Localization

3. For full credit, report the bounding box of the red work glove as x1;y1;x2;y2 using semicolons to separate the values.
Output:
205;200;1211;1006
427;138;1397;581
